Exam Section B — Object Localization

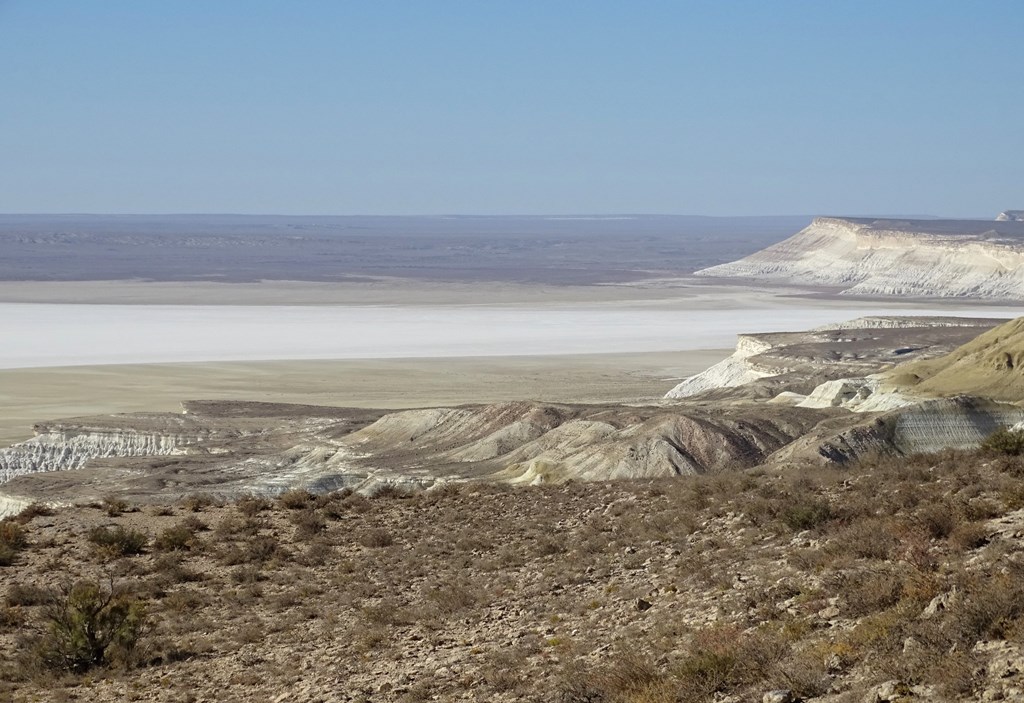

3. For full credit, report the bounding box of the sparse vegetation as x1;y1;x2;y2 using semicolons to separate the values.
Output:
33;579;148;673
3;448;1024;700
0;522;28;566
87;525;148;557
982;426;1024;455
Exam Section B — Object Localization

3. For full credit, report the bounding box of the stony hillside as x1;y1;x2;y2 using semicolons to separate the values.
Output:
3;449;1024;701
695;217;1024;299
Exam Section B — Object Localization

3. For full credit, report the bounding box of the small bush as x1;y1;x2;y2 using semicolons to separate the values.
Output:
181;493;218;512
236;494;272;517
12;503;55;524
0;521;28;565
915;502;960;540
358;528;393;548
101;495;130;517
780;497;833;532
154;523;200;552
87;526;148;557
35;580;148;672
369;484;413;500
278;489;315;510
289;509;325;539
981;427;1024;456
6;582;49;607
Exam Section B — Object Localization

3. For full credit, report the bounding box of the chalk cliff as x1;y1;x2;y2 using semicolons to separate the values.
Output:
696;216;1024;299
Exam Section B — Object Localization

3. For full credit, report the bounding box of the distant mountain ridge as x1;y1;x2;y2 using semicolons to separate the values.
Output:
695;215;1024;299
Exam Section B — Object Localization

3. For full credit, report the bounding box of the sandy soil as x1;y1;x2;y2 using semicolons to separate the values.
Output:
0;350;729;446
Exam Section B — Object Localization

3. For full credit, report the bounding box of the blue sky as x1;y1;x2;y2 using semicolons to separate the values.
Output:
1;1;1022;216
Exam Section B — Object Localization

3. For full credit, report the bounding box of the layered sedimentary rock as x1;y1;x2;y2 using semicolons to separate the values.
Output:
5;317;1024;513
665;317;1000;400
696;217;1024;299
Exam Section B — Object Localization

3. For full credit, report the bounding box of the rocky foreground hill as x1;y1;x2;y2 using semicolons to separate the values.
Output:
3;447;1024;701
695;216;1024;299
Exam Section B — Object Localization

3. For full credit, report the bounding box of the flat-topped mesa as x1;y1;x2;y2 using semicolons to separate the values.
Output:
695;216;1024;299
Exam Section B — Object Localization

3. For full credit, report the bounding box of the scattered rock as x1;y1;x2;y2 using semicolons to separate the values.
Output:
633;598;652;612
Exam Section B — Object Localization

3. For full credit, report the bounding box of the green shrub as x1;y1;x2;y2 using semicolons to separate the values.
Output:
981;427;1024;456
36;580;148;672
154;523;200;552
87;526;148;556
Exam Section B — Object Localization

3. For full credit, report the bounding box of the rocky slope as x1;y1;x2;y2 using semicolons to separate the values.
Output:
695;216;1024;299
997;210;1024;222
4;450;1024;702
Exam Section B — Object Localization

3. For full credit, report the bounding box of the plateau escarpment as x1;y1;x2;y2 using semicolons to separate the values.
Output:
696;216;1024;299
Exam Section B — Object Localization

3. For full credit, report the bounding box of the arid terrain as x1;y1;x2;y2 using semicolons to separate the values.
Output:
5;215;1024;701
4;446;1024;702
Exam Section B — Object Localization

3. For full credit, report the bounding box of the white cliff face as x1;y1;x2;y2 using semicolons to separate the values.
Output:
0;426;200;483
997;211;1024;222
664;335;778;399
696;217;1024;300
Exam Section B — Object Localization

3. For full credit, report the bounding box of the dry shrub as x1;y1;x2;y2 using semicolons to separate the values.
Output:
149;554;203;584
217;534;286;566
180;493;218;512
914;501;960;539
235;494;272;517
840;568;904;617
0;521;28;566
369;483;413;500
277;489;315;510
11;503;55;524
6;582;49;607
101;495;131;517
950;522;989;551
951;574;1024;641
87;526;148;557
298;541;334;567
425;580;481;616
829;517;899;560
560;654;674;703
358;528;393;548
289;509;325;540
213;514;261;539
154;523;201;552
779;496;834;532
